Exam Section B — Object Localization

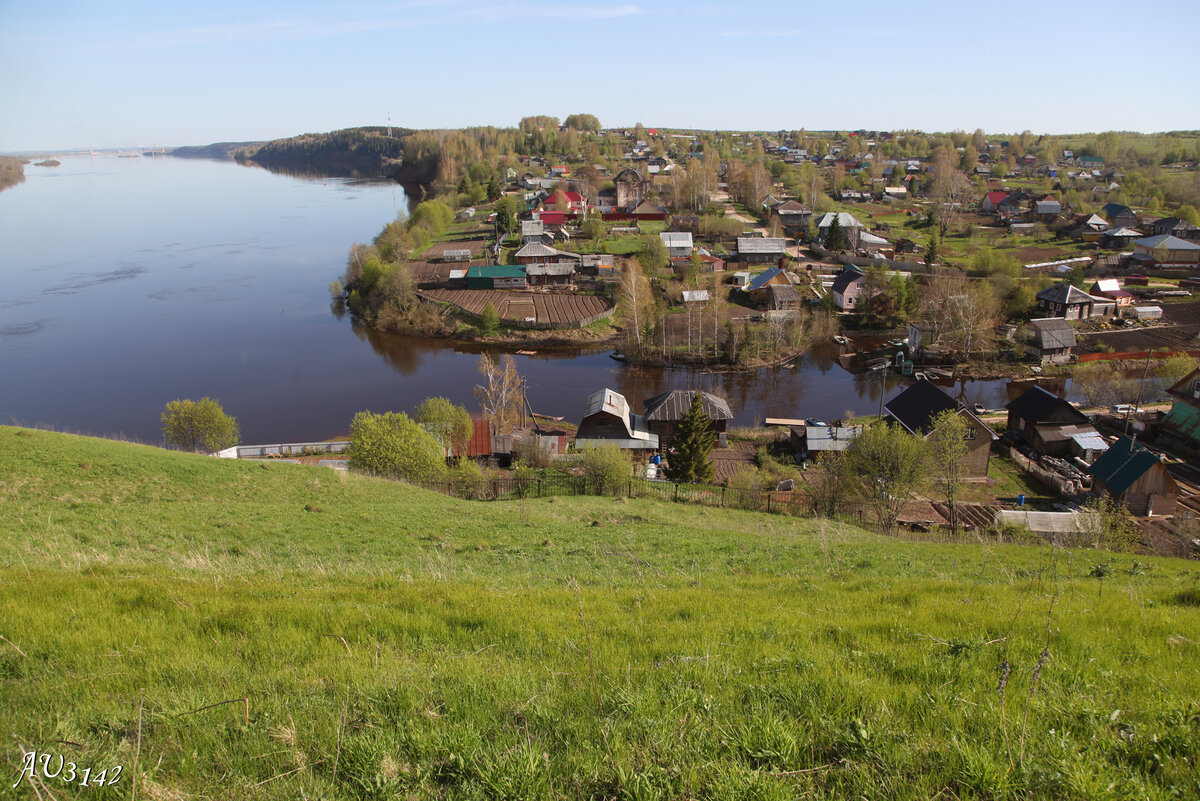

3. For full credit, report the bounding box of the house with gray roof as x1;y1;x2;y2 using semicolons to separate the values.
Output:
1131;234;1200;267
736;237;788;263
575;388;659;451
1022;318;1076;364
642;389;733;452
1035;283;1113;320
660;231;694;260
1148;217;1200;241
814;212;865;248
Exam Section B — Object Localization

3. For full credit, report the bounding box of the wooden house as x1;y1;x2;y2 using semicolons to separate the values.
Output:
1148;217;1200;241
1102;203;1141;229
642;389;733;453
1088;436;1178;516
525;262;576;287
1100;227;1142;249
982;191;1008;212
745;265;792;307
1035;283;1111;320
884;378;995;478
515;242;573;265
574;388;659;452
814;212;865;248
521;219;550;245
1160;367;1200;451
1005;386;1106;460
769;200;812;237
1022;318;1076;364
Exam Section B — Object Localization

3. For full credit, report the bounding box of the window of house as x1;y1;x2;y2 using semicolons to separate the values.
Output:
964;428;976;440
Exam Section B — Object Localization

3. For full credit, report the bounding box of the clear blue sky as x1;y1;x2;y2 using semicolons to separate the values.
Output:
2;0;1197;152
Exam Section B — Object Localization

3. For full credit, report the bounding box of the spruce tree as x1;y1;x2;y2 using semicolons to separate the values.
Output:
665;393;717;484
826;214;847;251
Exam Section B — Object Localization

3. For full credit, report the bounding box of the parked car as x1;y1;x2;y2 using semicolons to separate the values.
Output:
1110;404;1143;415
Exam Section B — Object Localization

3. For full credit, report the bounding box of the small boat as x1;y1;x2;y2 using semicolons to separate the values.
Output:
532;412;564;421
516;350;537;356
805;417;827;427
833;334;849;345
609;351;627;362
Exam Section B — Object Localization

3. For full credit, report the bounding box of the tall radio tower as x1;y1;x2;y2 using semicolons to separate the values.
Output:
387;112;391;138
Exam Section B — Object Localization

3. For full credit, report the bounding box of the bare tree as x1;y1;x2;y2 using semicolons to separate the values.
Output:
475;353;524;435
618;258;652;352
920;273;999;359
930;147;975;239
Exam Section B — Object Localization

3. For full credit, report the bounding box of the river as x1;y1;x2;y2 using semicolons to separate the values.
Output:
0;154;1078;444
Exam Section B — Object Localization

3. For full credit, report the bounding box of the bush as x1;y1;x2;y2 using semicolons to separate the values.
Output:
346;411;447;483
450;458;485;499
579;445;632;496
161;398;240;453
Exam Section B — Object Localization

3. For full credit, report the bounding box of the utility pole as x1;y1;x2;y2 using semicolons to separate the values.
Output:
387;112;391;138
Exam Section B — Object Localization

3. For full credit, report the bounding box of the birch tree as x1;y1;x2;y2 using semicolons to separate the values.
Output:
619;258;653;352
474;353;523;435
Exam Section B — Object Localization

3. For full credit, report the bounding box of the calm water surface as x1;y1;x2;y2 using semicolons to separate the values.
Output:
0;155;1075;443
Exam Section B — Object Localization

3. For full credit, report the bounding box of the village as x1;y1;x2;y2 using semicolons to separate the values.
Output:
317;122;1200;555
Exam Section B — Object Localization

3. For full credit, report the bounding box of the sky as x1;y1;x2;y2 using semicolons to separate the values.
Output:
2;0;1197;152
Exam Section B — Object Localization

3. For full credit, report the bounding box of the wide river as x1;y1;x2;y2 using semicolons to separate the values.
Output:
0;155;1077;444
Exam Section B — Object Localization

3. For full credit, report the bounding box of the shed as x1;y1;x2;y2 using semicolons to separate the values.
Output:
1131;305;1163;320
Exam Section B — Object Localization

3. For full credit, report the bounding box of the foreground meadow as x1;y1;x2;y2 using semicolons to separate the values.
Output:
1;426;1198;799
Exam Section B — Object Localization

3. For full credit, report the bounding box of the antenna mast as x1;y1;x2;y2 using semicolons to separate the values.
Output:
387;112;391;138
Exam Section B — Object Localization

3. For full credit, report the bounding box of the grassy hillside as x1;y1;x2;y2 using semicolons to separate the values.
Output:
1;426;1198;799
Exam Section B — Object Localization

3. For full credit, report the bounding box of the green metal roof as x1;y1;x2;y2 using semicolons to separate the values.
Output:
466;265;526;279
1087;435;1162;495
1163;401;1200;443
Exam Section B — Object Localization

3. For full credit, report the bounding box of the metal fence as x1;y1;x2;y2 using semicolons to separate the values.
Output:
412;472;832;519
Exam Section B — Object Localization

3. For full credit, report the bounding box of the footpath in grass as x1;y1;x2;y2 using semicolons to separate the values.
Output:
1;426;1199;799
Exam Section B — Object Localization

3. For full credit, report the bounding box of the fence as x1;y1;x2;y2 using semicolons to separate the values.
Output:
412;472;836;519
217;441;349;459
1076;349;1200;363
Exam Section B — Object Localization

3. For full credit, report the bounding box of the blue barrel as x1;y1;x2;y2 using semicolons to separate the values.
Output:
1017;494;1025;507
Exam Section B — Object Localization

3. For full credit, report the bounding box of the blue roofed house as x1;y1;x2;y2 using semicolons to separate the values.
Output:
745;265;799;309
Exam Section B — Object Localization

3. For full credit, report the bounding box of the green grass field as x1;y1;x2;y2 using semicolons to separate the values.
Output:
2;426;1198;799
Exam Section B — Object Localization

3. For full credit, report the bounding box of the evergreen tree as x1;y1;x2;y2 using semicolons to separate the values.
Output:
826;214;847;251
457;176;471;195
485;177;501;201
480;301;500;336
665;394;717;484
925;234;939;266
